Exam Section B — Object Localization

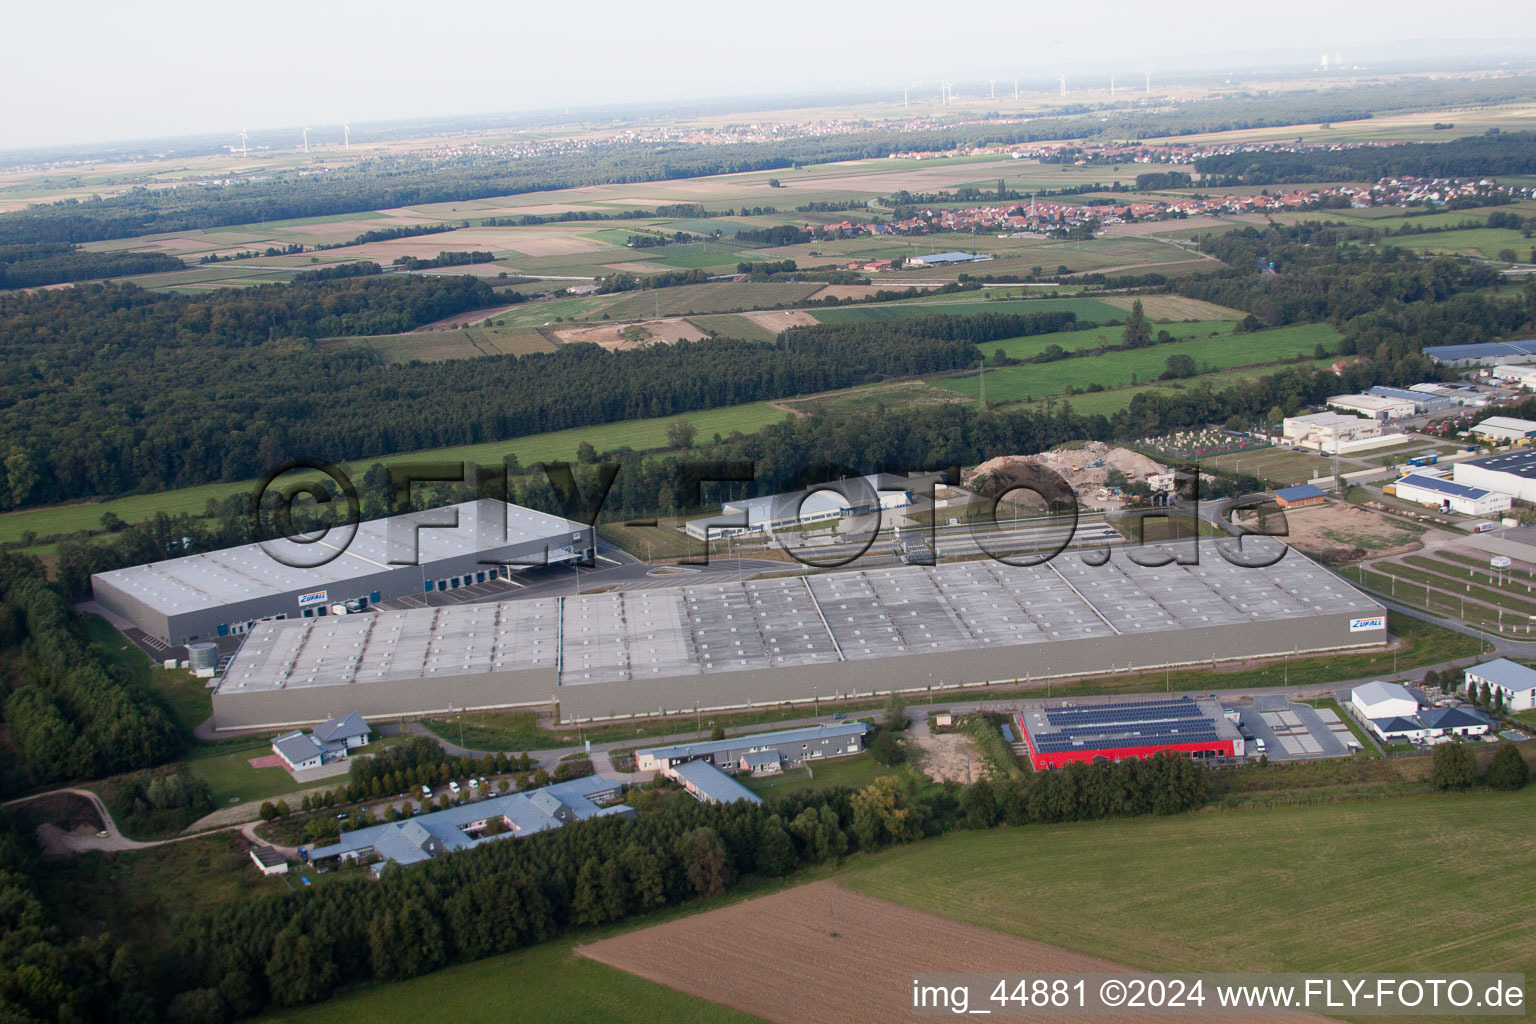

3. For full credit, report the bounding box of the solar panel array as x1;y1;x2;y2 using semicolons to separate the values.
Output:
1042;697;1205;728
1033;721;1221;754
1027;697;1229;753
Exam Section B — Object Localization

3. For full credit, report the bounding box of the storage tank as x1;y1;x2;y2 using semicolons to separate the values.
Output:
187;642;219;673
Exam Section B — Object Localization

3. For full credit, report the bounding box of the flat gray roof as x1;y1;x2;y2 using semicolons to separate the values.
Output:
639;722;869;762
93;500;586;617
217;539;1380;697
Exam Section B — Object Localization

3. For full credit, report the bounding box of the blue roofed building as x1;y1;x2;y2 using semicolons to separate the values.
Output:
1391;474;1512;517
1273;483;1326;509
905;251;993;267
305;775;632;873
1423;339;1536;367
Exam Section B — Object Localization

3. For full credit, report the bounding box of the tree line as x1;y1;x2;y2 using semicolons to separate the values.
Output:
0;554;182;791
1195;130;1536;183
0;243;183;289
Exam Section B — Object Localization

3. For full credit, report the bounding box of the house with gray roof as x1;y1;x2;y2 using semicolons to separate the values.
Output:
270;711;370;772
1465;659;1536;711
305;775;632;873
314;712;371;749
670;759;762;805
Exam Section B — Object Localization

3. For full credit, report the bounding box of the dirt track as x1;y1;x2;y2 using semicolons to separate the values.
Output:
578;880;1325;1023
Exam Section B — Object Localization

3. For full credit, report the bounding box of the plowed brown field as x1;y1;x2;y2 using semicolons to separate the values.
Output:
578;881;1324;1024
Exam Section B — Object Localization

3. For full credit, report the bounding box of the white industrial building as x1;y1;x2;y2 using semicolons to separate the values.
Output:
91;499;593;645
1391;474;1512;517
1453;450;1536;503
1350;680;1419;721
1471;416;1536;445
684;472;934;542
1326;393;1417;420
1464;659;1536;711
1492;365;1536;388
1281;411;1383;452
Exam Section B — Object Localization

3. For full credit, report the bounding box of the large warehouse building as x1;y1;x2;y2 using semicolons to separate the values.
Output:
1015;697;1244;769
211;540;1386;730
1453;450;1536;503
91;500;592;645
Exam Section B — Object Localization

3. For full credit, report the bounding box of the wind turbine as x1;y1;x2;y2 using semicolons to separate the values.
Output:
343;122;350;149
238;126;249;159
301;125;310;153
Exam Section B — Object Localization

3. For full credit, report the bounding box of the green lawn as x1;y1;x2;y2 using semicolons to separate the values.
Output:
185;737;343;808
843;786;1536;982
742;754;890;797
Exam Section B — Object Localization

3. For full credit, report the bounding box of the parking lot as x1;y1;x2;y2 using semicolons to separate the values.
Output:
1235;695;1360;760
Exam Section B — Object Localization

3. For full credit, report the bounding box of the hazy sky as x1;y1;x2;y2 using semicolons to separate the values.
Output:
4;0;1534;150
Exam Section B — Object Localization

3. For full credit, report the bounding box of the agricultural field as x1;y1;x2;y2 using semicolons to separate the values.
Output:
812;296;1127;325
842;787;1536;987
938;323;1342;403
1379;226;1534;260
262;939;759;1024
1101;294;1247;320
579;880;1243;1024
323;325;558;363
983;319;1238;364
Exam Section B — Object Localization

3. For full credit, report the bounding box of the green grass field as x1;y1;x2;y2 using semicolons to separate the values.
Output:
184;736;340;807
689;313;779;343
259;940;760;1024
811;296;1126;326
983;319;1238;364
1196;446;1332;486
1380;226;1533;260
742;754;890;797
843;786;1536;984
0;403;791;546
939;323;1342;403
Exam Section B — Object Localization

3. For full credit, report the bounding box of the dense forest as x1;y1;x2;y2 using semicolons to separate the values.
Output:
1195;129;1536;183
0;243;183;288
0;285;1073;510
0;555;182;790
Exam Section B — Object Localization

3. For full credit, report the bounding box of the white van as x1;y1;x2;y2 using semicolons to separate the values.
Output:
1255;738;1267;754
